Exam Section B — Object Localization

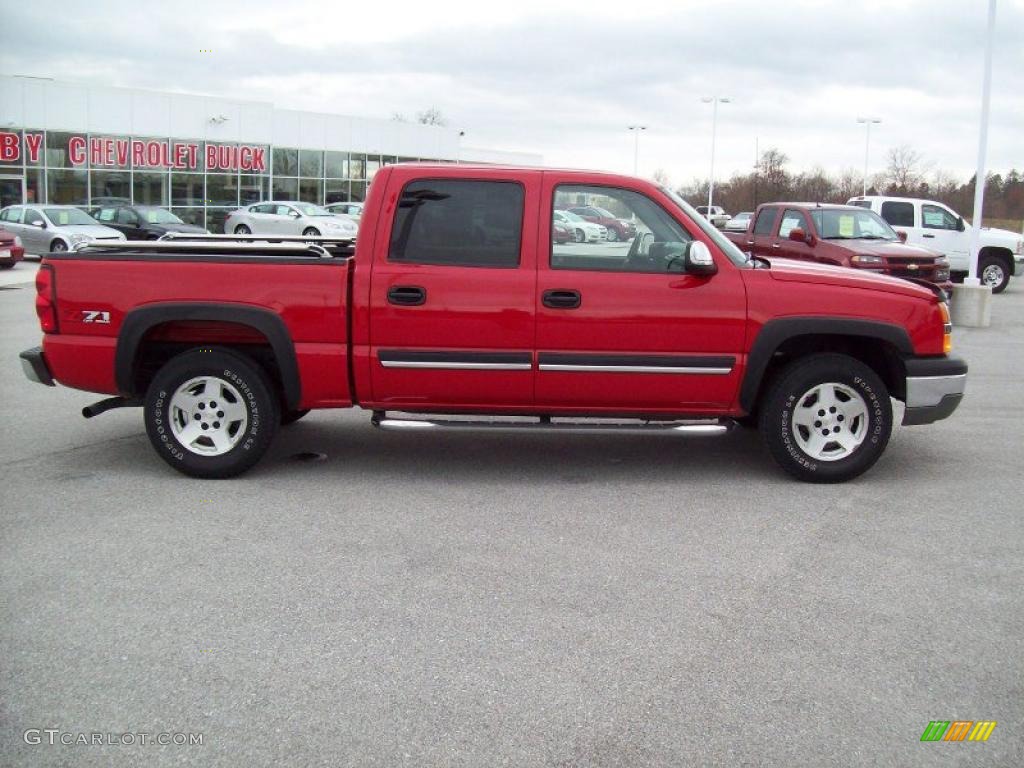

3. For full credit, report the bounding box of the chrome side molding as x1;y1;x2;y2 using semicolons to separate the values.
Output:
371;412;733;435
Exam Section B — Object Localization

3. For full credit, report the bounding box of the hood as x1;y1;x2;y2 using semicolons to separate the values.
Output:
57;224;124;238
836;239;940;260
767;258;935;300
978;226;1023;246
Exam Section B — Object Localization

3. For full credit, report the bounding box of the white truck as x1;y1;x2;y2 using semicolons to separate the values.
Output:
847;195;1024;293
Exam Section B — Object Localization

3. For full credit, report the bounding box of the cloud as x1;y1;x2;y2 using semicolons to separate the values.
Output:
1;0;1020;182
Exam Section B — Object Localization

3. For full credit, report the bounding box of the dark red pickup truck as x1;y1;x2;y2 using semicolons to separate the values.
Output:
724;202;952;292
20;165;966;482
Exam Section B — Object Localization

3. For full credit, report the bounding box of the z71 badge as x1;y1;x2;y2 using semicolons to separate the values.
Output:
81;310;111;324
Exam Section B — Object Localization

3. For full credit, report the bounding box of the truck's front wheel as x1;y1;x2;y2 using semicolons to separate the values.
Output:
979;254;1010;294
144;348;279;478
759;353;892;483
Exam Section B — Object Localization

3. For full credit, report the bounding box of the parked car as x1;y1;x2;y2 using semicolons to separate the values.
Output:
325;202;364;220
724;211;752;232
21;164;964;484
724;203;951;292
847;195;1024;293
0;226;25;269
89;205;208;240
224;201;358;238
554;210;607;243
552;219;572;244
695;205;730;228
566;206;636;242
0;204;125;253
90;196;133;206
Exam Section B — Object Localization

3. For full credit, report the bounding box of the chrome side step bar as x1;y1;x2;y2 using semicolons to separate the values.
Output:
371;412;733;435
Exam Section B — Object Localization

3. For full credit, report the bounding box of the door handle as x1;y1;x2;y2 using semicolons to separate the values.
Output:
542;289;581;309
387;285;426;306
746;240;754;246
771;243;781;249
922;233;935;238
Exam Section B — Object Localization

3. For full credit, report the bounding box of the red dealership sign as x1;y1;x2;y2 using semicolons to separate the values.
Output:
0;131;267;172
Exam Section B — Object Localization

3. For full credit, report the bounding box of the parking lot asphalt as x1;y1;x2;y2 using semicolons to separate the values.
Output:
1;279;1022;767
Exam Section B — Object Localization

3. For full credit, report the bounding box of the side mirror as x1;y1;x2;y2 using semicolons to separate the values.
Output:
788;227;807;243
897;230;908;243
289;211;301;219
957;216;965;232
684;241;717;276
31;220;45;228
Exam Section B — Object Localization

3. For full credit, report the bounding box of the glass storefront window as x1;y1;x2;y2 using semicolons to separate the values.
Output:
205;174;239;207
1;130;22;167
325;179;350;204
298;178;321;204
133;173;168;205
205;208;233;234
349;156;365;180
324;151;348;178
272;177;298;200
272;148;298;176
349;181;367;202
171;173;205;206
47;169;88;204
45;132;79;169
366;159;380;180
240;144;265;176
382;155;397;166
299;150;323;178
91;171;131;203
25;170;43;205
172;208;206;228
240;177;266;205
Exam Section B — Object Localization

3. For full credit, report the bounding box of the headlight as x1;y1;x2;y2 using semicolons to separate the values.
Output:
14;235;21;246
69;233;93;244
1016;239;1023;255
851;254;883;265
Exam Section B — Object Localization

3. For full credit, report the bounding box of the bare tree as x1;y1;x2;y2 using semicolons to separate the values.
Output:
651;168;671;187
886;145;924;191
391;113;408;122
416;107;447;126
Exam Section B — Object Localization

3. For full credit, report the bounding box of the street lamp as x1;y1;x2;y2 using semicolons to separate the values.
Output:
628;125;647;176
856;116;882;195
701;96;731;212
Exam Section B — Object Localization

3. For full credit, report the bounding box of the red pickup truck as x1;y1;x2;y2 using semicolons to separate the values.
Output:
724;203;952;292
20;164;966;483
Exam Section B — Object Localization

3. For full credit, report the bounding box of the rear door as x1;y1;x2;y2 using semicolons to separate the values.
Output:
536;177;746;412
367;169;539;408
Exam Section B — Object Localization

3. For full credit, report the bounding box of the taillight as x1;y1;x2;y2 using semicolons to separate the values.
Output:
35;265;58;333
939;302;952;355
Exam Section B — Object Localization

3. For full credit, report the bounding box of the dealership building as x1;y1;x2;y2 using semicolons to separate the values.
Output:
0;75;541;232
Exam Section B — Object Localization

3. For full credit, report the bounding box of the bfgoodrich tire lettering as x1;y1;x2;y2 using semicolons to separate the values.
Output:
144;348;279;478
759;353;892;483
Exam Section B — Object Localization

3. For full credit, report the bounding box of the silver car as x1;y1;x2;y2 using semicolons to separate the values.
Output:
223;201;358;237
324;202;364;220
0;204;126;253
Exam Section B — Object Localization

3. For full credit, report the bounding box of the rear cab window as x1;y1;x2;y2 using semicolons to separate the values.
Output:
753;208;777;235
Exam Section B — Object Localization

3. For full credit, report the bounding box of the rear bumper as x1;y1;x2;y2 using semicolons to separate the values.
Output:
902;356;967;426
20;346;55;387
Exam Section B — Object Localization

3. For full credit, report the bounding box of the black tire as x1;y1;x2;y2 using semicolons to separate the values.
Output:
979;254;1011;294
0;263;14;270
144;347;279;478
234;224;251;235
302;227;320;238
50;239;68;253
281;409;310;426
606;227;619;242
759;353;892;483
574;228;585;243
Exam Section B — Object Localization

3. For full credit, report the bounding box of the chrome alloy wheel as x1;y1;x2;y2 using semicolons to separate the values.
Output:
981;262;1005;289
791;382;869;462
169;376;248;456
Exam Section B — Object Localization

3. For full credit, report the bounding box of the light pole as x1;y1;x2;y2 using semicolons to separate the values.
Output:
628;125;646;176
856;116;881;195
701;96;731;211
967;0;997;285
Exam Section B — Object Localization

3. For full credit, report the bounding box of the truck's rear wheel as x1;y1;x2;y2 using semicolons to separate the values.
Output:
759;353;892;483
144;348;279;478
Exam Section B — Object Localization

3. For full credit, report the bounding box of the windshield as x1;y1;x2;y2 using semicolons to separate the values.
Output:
660;188;750;267
139;207;183;224
294;203;332;217
811;208;897;241
44;208;97;226
593;207;618;219
559;210;585;223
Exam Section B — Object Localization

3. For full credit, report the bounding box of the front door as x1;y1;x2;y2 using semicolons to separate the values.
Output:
919;202;969;267
367;169;540;408
536;178;746;412
773;208;817;262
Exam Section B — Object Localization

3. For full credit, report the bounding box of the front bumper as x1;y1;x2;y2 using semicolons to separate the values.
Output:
1014;254;1023;277
20;346;55;387
902;356;967;425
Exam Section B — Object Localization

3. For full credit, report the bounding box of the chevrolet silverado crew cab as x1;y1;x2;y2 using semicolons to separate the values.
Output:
848;195;1024;293
20;164;966;483
725;203;952;293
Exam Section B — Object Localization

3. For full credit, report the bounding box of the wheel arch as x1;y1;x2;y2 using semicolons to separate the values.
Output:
740;317;913;413
979;245;1014;269
116;303;301;410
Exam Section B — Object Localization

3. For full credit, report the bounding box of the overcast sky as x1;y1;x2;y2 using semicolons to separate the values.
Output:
1;0;1021;185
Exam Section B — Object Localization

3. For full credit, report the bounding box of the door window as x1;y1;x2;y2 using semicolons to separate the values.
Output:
274;205;294;217
389;179;524;267
753;208;777;235
0;206;22;223
552;185;690;273
880;201;914;227
922;204;959;230
116;208;137;225
778;209;809;238
24;208;44;226
95;207;117;222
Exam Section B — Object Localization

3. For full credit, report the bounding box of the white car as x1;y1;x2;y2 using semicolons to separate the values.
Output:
695;205;730;228
0;204;125;253
848;195;1024;293
325;202;364;220
724;211;752;232
224;201;358;238
554;210;607;243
